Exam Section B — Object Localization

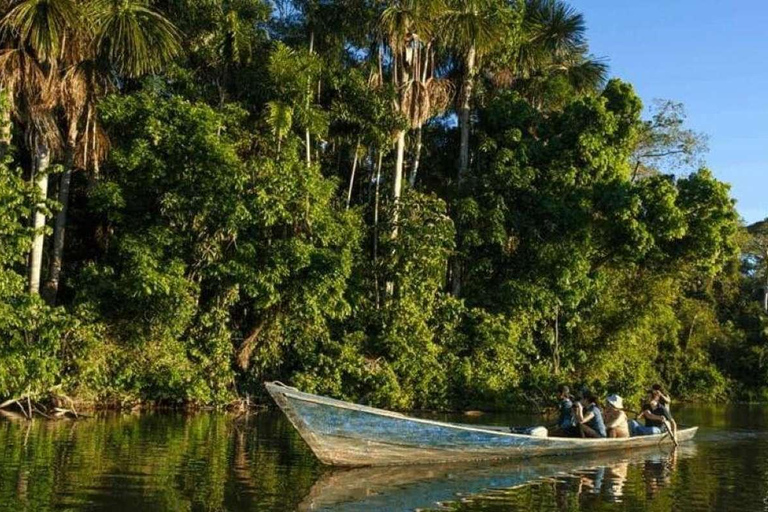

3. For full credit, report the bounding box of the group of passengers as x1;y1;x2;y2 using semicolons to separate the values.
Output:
551;385;677;442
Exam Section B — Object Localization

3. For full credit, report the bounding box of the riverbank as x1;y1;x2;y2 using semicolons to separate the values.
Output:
3;386;763;423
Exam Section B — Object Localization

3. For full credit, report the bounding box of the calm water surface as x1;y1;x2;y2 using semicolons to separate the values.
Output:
1;404;767;511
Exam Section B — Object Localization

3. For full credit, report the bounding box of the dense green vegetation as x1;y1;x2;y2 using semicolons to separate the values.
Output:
0;0;766;409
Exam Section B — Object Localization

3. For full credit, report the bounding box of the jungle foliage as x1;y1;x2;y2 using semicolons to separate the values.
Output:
0;0;766;410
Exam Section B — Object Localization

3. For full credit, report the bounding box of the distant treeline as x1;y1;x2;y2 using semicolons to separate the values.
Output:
1;0;766;409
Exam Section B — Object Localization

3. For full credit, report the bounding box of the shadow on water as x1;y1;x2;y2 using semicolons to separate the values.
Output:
0;404;767;511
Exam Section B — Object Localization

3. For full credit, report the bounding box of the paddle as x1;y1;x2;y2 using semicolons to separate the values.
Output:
660;417;679;447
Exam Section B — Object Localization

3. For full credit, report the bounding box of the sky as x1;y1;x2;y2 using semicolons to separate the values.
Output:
578;1;767;225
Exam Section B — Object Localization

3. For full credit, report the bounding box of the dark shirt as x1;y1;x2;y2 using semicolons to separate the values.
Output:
655;404;672;421
584;403;607;437
558;398;574;429
643;404;671;428
657;398;673;420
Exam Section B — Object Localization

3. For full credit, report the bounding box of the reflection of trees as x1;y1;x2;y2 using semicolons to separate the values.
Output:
0;412;319;511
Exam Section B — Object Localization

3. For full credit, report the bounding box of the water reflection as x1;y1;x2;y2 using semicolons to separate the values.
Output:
0;412;321;511
0;405;767;511
301;446;692;511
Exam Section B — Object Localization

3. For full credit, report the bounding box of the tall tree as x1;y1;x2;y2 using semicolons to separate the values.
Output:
445;0;510;181
43;0;181;302
0;0;76;294
748;220;768;313
489;0;607;110
380;0;444;235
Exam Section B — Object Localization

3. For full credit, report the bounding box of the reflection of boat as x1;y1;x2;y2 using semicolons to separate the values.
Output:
298;444;697;511
265;382;698;466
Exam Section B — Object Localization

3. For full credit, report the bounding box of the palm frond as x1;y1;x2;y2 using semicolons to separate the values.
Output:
60;62;88;119
525;0;586;59
0;0;80;63
564;56;608;93
89;0;181;77
380;0;446;51
443;0;509;56
426;76;454;115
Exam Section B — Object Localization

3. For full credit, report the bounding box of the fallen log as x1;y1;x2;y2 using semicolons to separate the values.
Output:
0;394;90;421
0;408;26;421
0;397;21;410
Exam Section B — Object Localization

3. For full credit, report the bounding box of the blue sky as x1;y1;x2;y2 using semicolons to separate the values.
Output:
579;1;767;225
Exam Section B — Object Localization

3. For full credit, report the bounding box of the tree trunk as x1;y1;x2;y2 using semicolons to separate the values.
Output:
0;85;11;158
385;131;406;297
43;121;78;303
553;308;560;375
450;258;462;297
764;270;768;313
392;129;406;237
28;137;51;295
391;48;410;239
451;46;477;297
346;138;361;209
764;287;767;313
458;45;476;182
409;124;422;187
373;150;383;309
305;31;314;168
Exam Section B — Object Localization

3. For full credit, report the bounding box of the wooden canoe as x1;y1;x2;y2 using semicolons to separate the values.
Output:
265;381;698;467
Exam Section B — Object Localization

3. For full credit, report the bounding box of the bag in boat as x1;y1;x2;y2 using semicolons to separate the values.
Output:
509;426;548;437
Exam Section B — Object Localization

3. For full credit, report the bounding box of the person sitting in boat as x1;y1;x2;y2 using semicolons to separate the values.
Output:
604;394;630;438
652;384;678;439
629;392;670;436
550;385;578;437
573;391;607;438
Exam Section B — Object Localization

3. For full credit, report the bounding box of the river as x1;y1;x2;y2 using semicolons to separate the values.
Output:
0;404;766;511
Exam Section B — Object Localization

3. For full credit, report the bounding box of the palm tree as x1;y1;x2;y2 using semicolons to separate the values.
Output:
444;0;509;182
89;0;181;77
441;0;510;297
1;0;76;294
43;0;180;302
379;0;444;230
408;45;453;187
493;0;607;110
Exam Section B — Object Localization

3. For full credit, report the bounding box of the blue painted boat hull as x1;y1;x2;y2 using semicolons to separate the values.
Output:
265;382;697;466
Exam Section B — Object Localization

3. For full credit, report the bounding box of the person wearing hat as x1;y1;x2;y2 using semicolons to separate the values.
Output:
604;394;629;438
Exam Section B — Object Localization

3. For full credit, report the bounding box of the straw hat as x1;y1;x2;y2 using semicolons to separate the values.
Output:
606;394;623;409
